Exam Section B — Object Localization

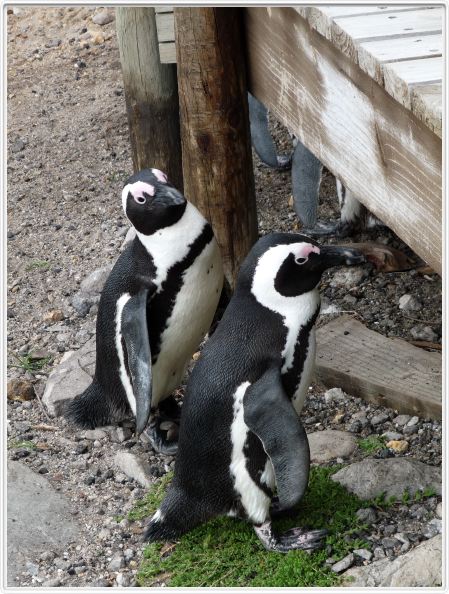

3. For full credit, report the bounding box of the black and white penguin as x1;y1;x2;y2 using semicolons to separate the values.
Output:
65;168;223;453
144;233;365;552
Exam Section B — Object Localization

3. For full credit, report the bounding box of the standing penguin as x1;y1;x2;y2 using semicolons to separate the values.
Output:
144;233;365;552
65;169;223;454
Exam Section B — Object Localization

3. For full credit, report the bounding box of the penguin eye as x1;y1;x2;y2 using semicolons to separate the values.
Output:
295;256;308;265
134;195;146;205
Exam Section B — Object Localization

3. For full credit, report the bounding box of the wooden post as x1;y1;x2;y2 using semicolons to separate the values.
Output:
174;8;258;289
116;8;183;189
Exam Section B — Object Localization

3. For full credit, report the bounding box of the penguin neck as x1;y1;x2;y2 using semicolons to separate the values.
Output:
135;202;208;289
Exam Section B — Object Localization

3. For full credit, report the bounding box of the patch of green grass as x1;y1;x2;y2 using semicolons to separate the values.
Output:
26;259;51;271
11;353;52;374
8;439;36;450
357;435;386;455
132;467;369;587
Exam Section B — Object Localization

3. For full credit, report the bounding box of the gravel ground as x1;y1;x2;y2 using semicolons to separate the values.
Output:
6;7;442;588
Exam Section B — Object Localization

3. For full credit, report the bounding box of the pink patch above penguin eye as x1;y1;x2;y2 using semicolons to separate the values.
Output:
152;168;168;183
294;243;320;264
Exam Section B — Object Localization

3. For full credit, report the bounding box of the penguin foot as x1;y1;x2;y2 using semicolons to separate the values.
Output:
141;419;179;456
254;521;327;553
302;220;357;239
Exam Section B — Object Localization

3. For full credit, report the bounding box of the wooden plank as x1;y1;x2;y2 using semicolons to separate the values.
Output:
158;41;176;63
116;8;182;188
155;11;175;43
154;6;173;14
411;83;442;138
383;56;442;110
315;316;441;419
174;8;258;289
245;7;442;274
299;5;429;20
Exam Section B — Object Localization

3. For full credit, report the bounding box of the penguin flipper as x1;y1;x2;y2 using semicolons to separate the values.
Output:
243;367;310;510
291;139;323;228
121;287;154;436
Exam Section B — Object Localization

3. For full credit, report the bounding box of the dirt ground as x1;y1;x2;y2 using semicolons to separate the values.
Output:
6;7;442;588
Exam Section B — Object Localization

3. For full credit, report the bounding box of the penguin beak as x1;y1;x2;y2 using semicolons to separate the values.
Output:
315;245;366;270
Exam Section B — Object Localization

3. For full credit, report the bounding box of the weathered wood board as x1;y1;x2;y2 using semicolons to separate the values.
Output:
245;7;442;274
315;316;441;419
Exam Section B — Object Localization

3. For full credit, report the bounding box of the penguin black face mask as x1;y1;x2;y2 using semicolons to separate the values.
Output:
122;168;187;236
272;240;366;297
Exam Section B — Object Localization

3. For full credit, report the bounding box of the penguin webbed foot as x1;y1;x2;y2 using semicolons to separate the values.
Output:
302;220;357;239
141;416;179;456
254;521;327;553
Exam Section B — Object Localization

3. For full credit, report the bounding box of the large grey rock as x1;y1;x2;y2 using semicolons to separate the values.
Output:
72;265;112;316
331;458;441;500
7;461;80;585
308;430;357;464
342;534;442;587
114;452;152;488
42;337;95;416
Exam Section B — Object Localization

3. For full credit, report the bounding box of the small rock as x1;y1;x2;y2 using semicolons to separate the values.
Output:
308;430;357;463
42;578;61;587
398;294;421;312
330;267;368;289
45;38;61;48
7;379;36;401
116;572;130;587
90;578;111;587
38;466;49;474
43;309;64;322
75;441;89;455
84;475;95;486
353;548;372;561
424;518;442;539
386;440;409;454
331;553;354;573
406;416;419;427
371;413;389;426
114;427;132;443
382;431;403;441
108;553;125;571
332;412;345;424
114;452;152;488
11;139;26;153
393;415;410;426
26;561;39;576
80;265;113;294
403;425;418;436
92;11;114;25
356;507;377;525
381;537;400;549
410;326;437;342
373;546;386;560
324;387;346;404
82;428;106;441
436;502;442;518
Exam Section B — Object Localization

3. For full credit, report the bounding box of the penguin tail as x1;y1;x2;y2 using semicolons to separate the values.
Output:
144;487;206;543
64;381;114;429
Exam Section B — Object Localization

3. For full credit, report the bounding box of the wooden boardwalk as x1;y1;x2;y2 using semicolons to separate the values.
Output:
155;5;442;274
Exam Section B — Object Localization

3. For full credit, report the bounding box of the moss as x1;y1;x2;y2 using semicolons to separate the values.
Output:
357;435;386;455
7;439;36;450
132;466;370;587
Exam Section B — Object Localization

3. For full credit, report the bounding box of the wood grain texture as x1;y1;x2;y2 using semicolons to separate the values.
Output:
174;8;258;289
383;56;442;110
315;316;441;419
245;7;442;273
116;7;182;188
411;83;442;138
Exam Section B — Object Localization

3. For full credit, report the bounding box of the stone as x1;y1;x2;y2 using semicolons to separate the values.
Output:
323;387;346;404
398;294;421;312
43;309;64;323
72;265;112;316
331;553;354;573
11;139;26;153
42;578;61;587
407;416;419;427
353;548;372;561
410;326;438;342
7;379;36;401
45;38;61;48
108;553;125;571
7;461;80;586
371;413;389;426
330;267;368;289
308;430;357;464
114;427;132;443
116;572;130;587
331;459;441;500
92;11;114;25
356;507;377;524
382;431;403;441
114;452;152;488
393;414;411;426
26;561;39;576
342;535;442;587
436;502;442;518
381;537;400;549
82;428;106;441
42;336;95;416
332;412;345;424
424;518;442;539
386;440;409;454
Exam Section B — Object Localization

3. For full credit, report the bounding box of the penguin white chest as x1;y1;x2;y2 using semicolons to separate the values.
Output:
151;238;223;406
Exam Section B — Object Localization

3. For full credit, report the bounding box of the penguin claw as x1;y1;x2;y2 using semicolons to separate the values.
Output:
254;521;327;553
141;422;179;456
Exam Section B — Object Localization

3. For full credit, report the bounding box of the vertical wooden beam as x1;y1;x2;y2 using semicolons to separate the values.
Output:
116;7;183;189
174;7;258;289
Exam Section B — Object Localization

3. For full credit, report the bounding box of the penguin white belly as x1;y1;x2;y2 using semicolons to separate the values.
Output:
151;238;223;407
229;382;273;524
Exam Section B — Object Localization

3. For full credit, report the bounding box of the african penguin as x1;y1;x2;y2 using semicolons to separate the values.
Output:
65;168;224;454
144;233;365;552
248;93;381;237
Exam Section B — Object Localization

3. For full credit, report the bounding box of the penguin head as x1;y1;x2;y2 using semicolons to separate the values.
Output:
245;233;366;299
122;168;187;235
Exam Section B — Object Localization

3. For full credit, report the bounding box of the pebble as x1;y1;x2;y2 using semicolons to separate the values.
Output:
107;553;125;571
7;379;36;401
38;465;49;474
381;537;400;549
356;507;377;524
116;572;130;587
406;416;419;427
11;139;26;153
331;553;354;573
371;413;389;426
398;294;421;312
394;414;411;426
386;440;409;453
410;326;437;342
424;519;442;539
92;11;114;26
114;426;132;443
436;502;442;518
75;441;89;455
323;387;346;404
353;548;372;561
82;428;106;441
382;431;403;441
373;546;386;559
42;578;61;587
26;561;39;576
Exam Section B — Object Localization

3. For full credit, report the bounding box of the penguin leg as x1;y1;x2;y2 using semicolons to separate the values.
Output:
243;367;327;552
254;521;327;553
144;416;179;456
248;93;292;170
121;287;154;436
290;138;323;229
